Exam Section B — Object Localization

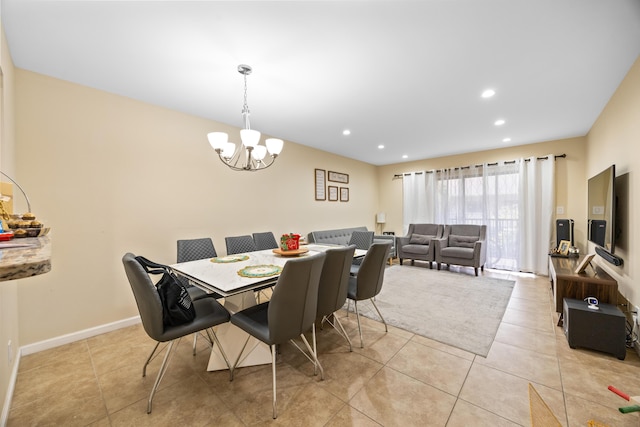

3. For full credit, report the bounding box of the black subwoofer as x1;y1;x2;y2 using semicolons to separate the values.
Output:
556;219;574;247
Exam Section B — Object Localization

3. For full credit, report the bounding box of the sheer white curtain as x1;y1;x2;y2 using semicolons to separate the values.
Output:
401;155;555;273
402;172;435;235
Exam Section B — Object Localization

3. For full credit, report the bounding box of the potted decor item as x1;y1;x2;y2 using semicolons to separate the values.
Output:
280;233;301;251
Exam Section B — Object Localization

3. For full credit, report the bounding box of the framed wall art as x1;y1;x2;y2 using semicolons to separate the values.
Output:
328;186;339;201
340;187;349;202
328;171;349;184
315;169;326;200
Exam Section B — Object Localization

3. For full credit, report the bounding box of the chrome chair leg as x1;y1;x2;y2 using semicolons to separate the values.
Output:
370;299;388;332
288;331;324;378
147;339;178;414
322;313;353;351
142;342;161;377
312;323;318;376
354;300;364;348
192;333;198;356
300;332;324;380
230;335;251;381
271;344;277;419
208;327;233;381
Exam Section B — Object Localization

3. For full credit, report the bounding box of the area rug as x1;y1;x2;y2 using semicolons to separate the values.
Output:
356;265;515;357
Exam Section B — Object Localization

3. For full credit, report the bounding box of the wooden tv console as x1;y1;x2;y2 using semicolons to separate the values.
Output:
549;255;617;325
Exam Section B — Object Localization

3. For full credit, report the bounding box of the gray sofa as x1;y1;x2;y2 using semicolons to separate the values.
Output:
434;224;487;276
308;226;396;263
396;223;444;267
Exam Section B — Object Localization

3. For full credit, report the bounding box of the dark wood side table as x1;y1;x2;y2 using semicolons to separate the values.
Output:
549;255;617;326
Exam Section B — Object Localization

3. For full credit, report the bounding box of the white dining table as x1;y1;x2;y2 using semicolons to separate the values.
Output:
171;244;364;371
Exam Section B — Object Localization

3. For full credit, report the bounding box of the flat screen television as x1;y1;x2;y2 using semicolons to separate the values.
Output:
587;165;615;253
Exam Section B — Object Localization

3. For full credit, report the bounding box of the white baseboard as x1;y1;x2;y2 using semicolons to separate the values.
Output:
21;316;141;355
1;350;21;427
2;316;141;426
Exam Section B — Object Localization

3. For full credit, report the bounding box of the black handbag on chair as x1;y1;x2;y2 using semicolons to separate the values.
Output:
135;256;196;326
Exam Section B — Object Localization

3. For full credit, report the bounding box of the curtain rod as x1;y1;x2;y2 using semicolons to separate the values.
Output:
392;153;566;179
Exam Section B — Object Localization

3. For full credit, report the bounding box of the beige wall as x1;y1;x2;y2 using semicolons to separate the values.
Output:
0;20;19;415
586;55;640;307
14;69;379;344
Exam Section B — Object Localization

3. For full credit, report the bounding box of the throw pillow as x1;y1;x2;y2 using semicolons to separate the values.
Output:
449;235;478;248
409;234;434;245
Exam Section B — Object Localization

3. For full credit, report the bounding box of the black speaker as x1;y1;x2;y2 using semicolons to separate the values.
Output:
556;219;574;247
589;220;607;247
595;246;623;266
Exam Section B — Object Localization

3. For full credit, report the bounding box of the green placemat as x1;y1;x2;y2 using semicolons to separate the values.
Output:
237;264;282;278
211;254;249;263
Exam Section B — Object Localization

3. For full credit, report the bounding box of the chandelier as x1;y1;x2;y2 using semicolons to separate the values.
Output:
207;64;283;171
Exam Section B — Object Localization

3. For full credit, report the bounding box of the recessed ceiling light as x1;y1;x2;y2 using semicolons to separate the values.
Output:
502;137;511;142
481;89;496;98
342;129;351;136
378;144;384;149
402;155;408;159
494;119;505;126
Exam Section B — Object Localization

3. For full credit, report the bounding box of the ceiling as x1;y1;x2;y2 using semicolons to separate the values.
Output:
2;1;640;166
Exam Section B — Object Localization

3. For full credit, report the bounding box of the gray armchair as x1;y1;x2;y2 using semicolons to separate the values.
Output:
434;224;487;276
396;224;444;267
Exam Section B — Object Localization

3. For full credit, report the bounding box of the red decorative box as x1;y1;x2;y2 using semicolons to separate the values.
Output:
280;234;301;251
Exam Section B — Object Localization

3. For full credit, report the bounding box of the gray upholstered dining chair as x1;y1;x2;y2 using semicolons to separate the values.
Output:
122;253;232;414
229;252;326;419
316;245;356;351
177;237;218;298
252;231;279;250
225;235;258;255
348;230;374;275
177;237;222;353
347;241;391;348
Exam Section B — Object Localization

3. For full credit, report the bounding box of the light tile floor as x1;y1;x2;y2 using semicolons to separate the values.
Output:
8;267;640;426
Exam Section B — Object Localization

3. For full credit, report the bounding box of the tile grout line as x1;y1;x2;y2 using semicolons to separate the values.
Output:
84;338;113;426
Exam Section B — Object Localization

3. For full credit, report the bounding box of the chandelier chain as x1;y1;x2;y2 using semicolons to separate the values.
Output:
242;72;251;130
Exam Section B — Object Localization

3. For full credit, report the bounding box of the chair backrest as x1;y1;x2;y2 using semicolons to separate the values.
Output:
348;230;374;250
444;224;486;242
252;231;279;250
408;224;443;239
354;242;391;300
316;245;356;320
176;238;217;288
122;253;165;341
177;238;217;262
267;252;326;344
225;235;258;255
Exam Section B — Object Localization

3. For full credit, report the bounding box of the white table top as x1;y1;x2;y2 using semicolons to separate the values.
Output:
170;244;364;297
